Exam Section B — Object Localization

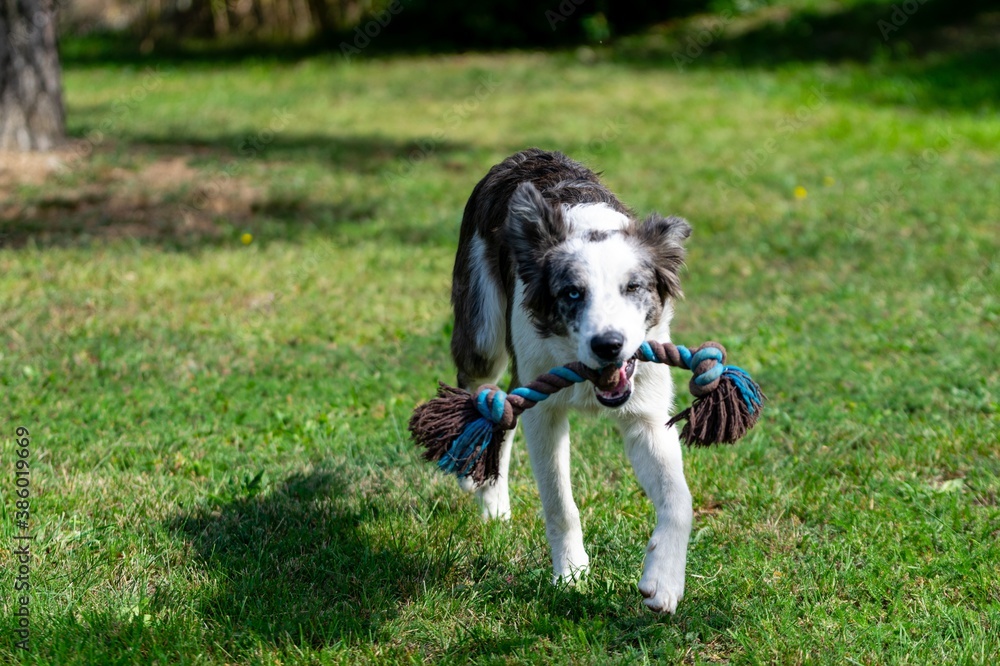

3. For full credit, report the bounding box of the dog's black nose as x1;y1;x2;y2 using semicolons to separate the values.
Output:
591;331;624;362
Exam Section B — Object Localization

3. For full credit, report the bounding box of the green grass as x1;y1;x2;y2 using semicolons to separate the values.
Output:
2;9;999;663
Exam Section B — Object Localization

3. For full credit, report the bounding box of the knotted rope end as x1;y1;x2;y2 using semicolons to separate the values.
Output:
668;359;766;446
408;383;514;486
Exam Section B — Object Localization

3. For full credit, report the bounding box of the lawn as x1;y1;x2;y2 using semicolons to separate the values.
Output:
2;5;999;663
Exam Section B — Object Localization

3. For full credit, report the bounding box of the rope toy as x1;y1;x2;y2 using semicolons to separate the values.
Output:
409;341;764;486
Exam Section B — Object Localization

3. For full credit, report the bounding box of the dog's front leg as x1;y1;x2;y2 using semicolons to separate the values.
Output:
623;419;693;613
522;404;590;583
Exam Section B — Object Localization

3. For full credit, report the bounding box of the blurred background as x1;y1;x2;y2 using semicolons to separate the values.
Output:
3;0;997;243
50;0;1000;53
1;1;998;664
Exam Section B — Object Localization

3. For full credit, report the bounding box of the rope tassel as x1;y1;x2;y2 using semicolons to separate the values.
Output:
409;341;765;486
638;341;764;446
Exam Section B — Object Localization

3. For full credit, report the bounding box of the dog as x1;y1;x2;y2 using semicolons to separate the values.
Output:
449;148;693;614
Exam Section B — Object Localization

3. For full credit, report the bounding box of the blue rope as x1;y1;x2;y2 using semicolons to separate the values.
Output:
441;344;761;479
511;386;549;403
438;417;493;475
448;364;593;478
676;345;693;369
693;363;725;386
550;366;585;383
473;366;592;427
475;388;508;424
449;364;598;478
643;342;761;413
720;365;763;414
638;341;655;363
690;346;723;370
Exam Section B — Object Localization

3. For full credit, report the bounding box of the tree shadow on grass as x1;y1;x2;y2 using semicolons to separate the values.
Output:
166;460;738;657
617;0;1000;112
0;184;380;250
0;131;469;249
116;131;468;175
167;467;456;650
707;0;997;66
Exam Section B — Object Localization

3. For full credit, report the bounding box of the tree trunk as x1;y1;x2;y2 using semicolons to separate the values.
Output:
0;0;66;151
307;0;338;35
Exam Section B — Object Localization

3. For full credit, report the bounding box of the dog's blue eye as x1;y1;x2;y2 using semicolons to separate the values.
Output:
566;289;581;301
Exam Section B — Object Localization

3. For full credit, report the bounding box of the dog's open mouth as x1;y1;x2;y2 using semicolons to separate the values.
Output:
594;358;636;408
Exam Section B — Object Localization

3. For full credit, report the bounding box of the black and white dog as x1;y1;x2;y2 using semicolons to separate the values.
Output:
450;148;693;613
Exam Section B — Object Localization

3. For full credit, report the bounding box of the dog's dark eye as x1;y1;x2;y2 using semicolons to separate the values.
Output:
626;282;643;293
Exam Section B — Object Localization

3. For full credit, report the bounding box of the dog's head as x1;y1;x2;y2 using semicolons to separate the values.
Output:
507;181;691;406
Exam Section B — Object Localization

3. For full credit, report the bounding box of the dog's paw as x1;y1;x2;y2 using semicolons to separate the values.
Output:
637;538;686;614
475;481;511;522
477;498;511;522
638;574;683;614
551;545;590;585
552;559;590;586
457;476;478;494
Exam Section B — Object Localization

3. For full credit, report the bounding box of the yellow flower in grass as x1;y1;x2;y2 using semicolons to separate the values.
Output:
793;186;808;200
241;233;253;245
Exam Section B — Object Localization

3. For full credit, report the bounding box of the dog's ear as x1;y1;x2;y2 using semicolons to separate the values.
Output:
635;214;691;301
507;181;567;275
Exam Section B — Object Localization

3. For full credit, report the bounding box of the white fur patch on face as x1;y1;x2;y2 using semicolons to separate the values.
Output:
563;203;630;235
571;236;651;368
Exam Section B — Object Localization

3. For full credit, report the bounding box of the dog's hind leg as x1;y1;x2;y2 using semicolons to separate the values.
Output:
464;427;514;521
451;234;512;520
453;369;514;522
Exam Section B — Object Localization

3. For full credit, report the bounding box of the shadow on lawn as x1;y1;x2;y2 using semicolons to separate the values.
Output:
118;131;469;175
0;131;468;249
167;459;737;655
168;467;452;649
618;0;1000;112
